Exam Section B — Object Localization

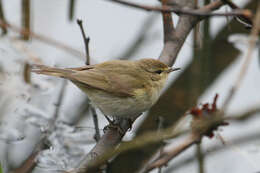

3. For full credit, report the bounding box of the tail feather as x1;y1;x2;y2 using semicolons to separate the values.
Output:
31;64;74;78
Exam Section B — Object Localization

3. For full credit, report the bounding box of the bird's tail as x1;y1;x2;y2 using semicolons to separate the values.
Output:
31;64;75;78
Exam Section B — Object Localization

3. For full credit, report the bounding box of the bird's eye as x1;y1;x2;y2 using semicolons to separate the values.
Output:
155;70;163;74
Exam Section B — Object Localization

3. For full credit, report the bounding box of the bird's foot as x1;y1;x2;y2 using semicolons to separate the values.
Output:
103;116;133;135
103;123;124;135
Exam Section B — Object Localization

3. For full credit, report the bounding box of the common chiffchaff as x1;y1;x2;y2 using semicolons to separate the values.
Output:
31;59;179;119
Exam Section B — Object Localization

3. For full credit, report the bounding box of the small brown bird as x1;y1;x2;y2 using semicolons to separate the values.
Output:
31;59;179;120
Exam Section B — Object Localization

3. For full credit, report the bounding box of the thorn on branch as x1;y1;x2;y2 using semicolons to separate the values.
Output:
76;19;90;65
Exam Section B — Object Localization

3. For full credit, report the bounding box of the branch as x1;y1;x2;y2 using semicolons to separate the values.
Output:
76;19;90;65
221;0;253;28
76;19;101;143
90;107;101;142
159;0;197;66
21;0;30;40
71;1;257;173
108;0;251;18
222;3;260;111
145;133;200;172
72;117;137;173
165;131;260;172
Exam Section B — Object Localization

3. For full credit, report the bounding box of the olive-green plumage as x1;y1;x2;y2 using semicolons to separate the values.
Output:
31;59;178;118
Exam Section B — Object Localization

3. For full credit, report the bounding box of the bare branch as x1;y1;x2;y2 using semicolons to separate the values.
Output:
90;107;101;142
77;19;90;65
108;0;251;18
222;3;260;111
145;133;200;172
21;0;30;40
72;118;137;173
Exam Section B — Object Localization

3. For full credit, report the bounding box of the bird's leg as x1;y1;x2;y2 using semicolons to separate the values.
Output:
103;116;126;135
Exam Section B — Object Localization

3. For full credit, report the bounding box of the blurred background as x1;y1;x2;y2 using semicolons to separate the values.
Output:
0;0;259;173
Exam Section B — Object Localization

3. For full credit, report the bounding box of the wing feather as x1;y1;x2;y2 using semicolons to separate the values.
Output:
69;62;146;97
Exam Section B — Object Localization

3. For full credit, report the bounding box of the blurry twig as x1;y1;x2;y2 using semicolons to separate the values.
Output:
0;0;7;34
21;0;30;40
69;0;76;21
76;19;90;65
23;62;31;84
226;107;260;121
0;19;85;58
222;3;260;112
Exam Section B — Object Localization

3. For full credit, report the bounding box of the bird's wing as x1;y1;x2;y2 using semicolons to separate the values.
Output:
70;67;145;97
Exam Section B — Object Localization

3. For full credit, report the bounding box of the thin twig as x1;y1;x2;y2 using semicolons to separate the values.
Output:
222;3;260;111
90;106;101;142
76;19;101;143
76;19;90;65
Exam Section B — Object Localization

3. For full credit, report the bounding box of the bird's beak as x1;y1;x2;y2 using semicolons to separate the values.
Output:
166;67;181;73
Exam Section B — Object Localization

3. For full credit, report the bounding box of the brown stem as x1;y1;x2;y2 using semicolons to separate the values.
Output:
21;0;30;40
